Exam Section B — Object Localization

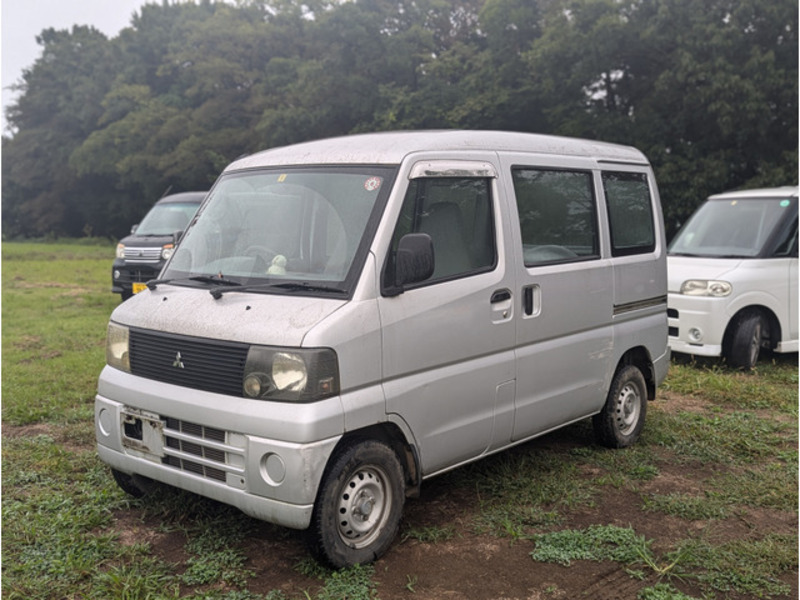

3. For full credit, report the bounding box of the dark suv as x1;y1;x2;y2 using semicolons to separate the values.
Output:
112;191;205;300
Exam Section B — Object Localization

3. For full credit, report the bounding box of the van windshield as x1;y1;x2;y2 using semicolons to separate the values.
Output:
162;167;395;296
136;202;200;235
669;196;795;258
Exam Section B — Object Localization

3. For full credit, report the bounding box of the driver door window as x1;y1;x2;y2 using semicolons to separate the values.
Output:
385;177;496;287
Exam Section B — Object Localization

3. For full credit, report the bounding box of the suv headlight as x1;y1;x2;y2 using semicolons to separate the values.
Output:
243;346;339;402
161;243;175;260
680;280;732;297
106;322;130;372
116;243;126;259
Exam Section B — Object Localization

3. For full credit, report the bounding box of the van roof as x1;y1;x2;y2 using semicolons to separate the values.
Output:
225;130;649;171
708;186;799;201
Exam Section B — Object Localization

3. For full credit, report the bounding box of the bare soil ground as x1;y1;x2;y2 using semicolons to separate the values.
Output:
104;390;798;600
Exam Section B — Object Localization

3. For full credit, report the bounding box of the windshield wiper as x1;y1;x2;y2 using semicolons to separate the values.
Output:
271;282;348;294
210;281;347;299
147;275;242;291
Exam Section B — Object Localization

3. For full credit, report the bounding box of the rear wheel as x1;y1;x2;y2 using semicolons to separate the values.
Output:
593;365;647;448
725;312;764;370
307;440;405;568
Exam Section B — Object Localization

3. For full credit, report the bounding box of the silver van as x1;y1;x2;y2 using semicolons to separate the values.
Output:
96;131;669;567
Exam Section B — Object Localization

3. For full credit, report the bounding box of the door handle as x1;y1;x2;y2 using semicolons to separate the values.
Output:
523;284;541;317
490;289;511;304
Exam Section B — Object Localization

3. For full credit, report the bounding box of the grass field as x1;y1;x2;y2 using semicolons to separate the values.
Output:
2;240;797;600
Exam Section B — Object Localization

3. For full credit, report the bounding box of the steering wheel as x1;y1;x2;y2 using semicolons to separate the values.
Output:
242;245;278;262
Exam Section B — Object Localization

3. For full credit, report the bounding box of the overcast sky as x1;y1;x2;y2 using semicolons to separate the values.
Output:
2;0;150;133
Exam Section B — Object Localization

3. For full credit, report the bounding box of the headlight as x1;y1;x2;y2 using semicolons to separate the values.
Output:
106;322;130;372
680;280;732;297
161;243;175;260
116;243;125;259
243;346;339;402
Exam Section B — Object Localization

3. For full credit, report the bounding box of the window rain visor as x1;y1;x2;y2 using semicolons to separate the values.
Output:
669;196;798;258
162;167;396;295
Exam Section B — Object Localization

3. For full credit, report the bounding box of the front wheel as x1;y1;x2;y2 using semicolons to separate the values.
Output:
307;440;405;568
593;365;647;448
111;468;154;498
725;312;764;370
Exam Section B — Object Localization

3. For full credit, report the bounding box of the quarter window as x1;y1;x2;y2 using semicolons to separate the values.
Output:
512;168;598;266
603;171;655;256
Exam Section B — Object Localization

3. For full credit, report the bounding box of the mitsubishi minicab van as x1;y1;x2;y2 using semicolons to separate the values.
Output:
96;130;669;567
668;186;798;369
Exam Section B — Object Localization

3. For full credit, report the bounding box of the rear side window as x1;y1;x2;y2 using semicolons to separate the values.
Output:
512;168;598;266
385;177;496;286
603;172;655;256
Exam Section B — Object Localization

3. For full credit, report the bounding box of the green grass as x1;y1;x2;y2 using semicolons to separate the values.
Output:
664;357;799;413
2;241;797;599
2;241;118;425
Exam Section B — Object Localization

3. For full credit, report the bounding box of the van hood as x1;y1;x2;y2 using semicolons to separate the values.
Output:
667;255;742;292
111;285;346;347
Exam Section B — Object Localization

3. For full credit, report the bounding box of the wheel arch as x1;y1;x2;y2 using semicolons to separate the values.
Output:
330;423;421;498
616;346;656;401
722;305;780;352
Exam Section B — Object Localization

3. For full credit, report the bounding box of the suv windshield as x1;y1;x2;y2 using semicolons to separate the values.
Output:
669;196;796;258
162;167;395;295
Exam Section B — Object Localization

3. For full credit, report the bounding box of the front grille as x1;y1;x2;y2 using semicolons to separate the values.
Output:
124;247;162;263
669;326;678;337
117;265;159;283
667;308;679;319
129;328;249;396
161;417;245;484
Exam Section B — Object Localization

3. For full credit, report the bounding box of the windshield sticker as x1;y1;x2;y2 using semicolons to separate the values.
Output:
278;174;287;183
364;176;382;192
781;199;790;207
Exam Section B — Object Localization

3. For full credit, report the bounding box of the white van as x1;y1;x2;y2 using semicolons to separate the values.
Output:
668;187;798;369
96;131;669;567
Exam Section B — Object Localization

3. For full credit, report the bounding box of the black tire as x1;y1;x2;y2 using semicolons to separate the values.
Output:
111;468;153;498
725;312;764;370
593;365;647;449
307;440;405;568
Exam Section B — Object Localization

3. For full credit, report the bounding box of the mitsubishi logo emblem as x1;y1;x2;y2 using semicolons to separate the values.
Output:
172;351;185;369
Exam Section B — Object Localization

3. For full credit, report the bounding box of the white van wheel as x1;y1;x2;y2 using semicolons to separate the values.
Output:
308;440;405;568
725;312;764;370
593;365;647;448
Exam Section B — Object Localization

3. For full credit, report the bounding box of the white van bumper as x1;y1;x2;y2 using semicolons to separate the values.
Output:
667;293;729;357
95;368;343;530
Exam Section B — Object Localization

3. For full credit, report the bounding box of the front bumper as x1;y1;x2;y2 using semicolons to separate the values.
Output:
667;293;730;357
111;260;164;295
95;368;343;530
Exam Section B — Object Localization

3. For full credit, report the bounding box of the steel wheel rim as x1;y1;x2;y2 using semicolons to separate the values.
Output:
614;382;641;436
336;465;392;548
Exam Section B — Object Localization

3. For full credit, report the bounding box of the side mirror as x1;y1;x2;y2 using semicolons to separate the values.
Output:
395;233;435;289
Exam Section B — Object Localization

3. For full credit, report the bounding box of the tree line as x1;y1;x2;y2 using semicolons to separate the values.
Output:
2;0;797;240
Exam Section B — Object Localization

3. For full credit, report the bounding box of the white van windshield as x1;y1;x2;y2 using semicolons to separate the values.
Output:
162;167;395;295
669;196;795;258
